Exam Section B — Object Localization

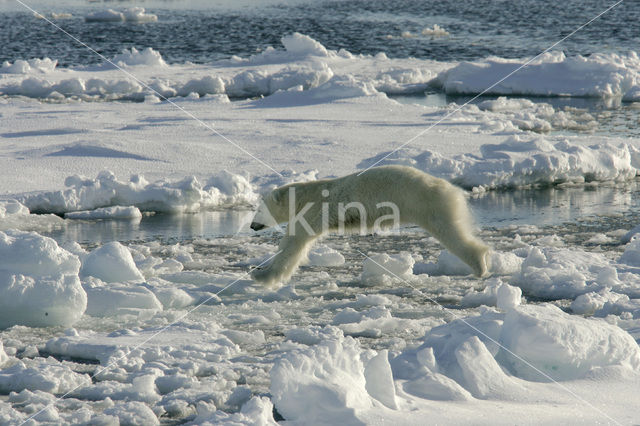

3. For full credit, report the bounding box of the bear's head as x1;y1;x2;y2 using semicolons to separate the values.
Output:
250;185;290;231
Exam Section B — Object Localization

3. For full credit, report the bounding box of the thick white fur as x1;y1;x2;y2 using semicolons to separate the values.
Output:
251;165;490;287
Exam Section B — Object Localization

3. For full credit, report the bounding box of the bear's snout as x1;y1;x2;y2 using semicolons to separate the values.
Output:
250;222;266;231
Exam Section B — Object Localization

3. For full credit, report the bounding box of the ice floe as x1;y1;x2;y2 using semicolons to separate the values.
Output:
85;7;157;23
360;136;639;190
20;170;258;214
65;205;142;220
0;200;63;232
436;51;640;100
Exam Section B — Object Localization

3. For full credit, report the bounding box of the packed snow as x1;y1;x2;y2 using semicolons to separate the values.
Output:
1;31;640;425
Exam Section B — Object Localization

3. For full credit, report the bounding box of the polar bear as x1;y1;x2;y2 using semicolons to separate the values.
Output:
250;165;490;287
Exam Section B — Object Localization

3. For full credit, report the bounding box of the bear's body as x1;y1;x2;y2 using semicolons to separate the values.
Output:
250;165;490;287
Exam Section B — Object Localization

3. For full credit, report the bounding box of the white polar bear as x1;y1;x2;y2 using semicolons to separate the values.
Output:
250;165;490;287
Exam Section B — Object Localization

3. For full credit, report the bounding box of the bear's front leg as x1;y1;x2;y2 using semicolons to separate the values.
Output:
252;221;320;287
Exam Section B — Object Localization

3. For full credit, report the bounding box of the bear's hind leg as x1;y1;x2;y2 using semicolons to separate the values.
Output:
421;217;490;277
415;187;490;277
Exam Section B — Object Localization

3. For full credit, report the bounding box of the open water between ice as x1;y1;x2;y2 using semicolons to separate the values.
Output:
43;183;640;246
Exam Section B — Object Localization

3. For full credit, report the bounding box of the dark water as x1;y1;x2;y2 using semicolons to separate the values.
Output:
43;183;640;245
0;0;636;67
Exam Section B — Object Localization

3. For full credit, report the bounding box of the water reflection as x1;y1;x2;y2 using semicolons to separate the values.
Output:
470;183;639;227
47;210;256;245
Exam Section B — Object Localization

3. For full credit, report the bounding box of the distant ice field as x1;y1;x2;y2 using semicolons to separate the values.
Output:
1;0;637;66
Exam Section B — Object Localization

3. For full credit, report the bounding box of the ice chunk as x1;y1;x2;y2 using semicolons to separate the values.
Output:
270;336;372;424
81;242;145;283
178;75;225;97
281;32;329;57
619;236;640;266
307;245;345;266
0;340;9;367
361;252;415;285
65;205;142;220
454;336;521;399
283;325;343;345
421;24;449;36
461;278;522;310
122;7;158;23
86;8;157;23
511;246;606;299
1;58;57;74
403;372;472;401
111;47;165;67
571;289;630;316
499;304;640;381
84;279;163;317
190;396;277;425
0;359;91;394
363;350;398;409
20;171;257;214
85;9;125;22
0;200;63;232
103;401;159;425
0;230;86;328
